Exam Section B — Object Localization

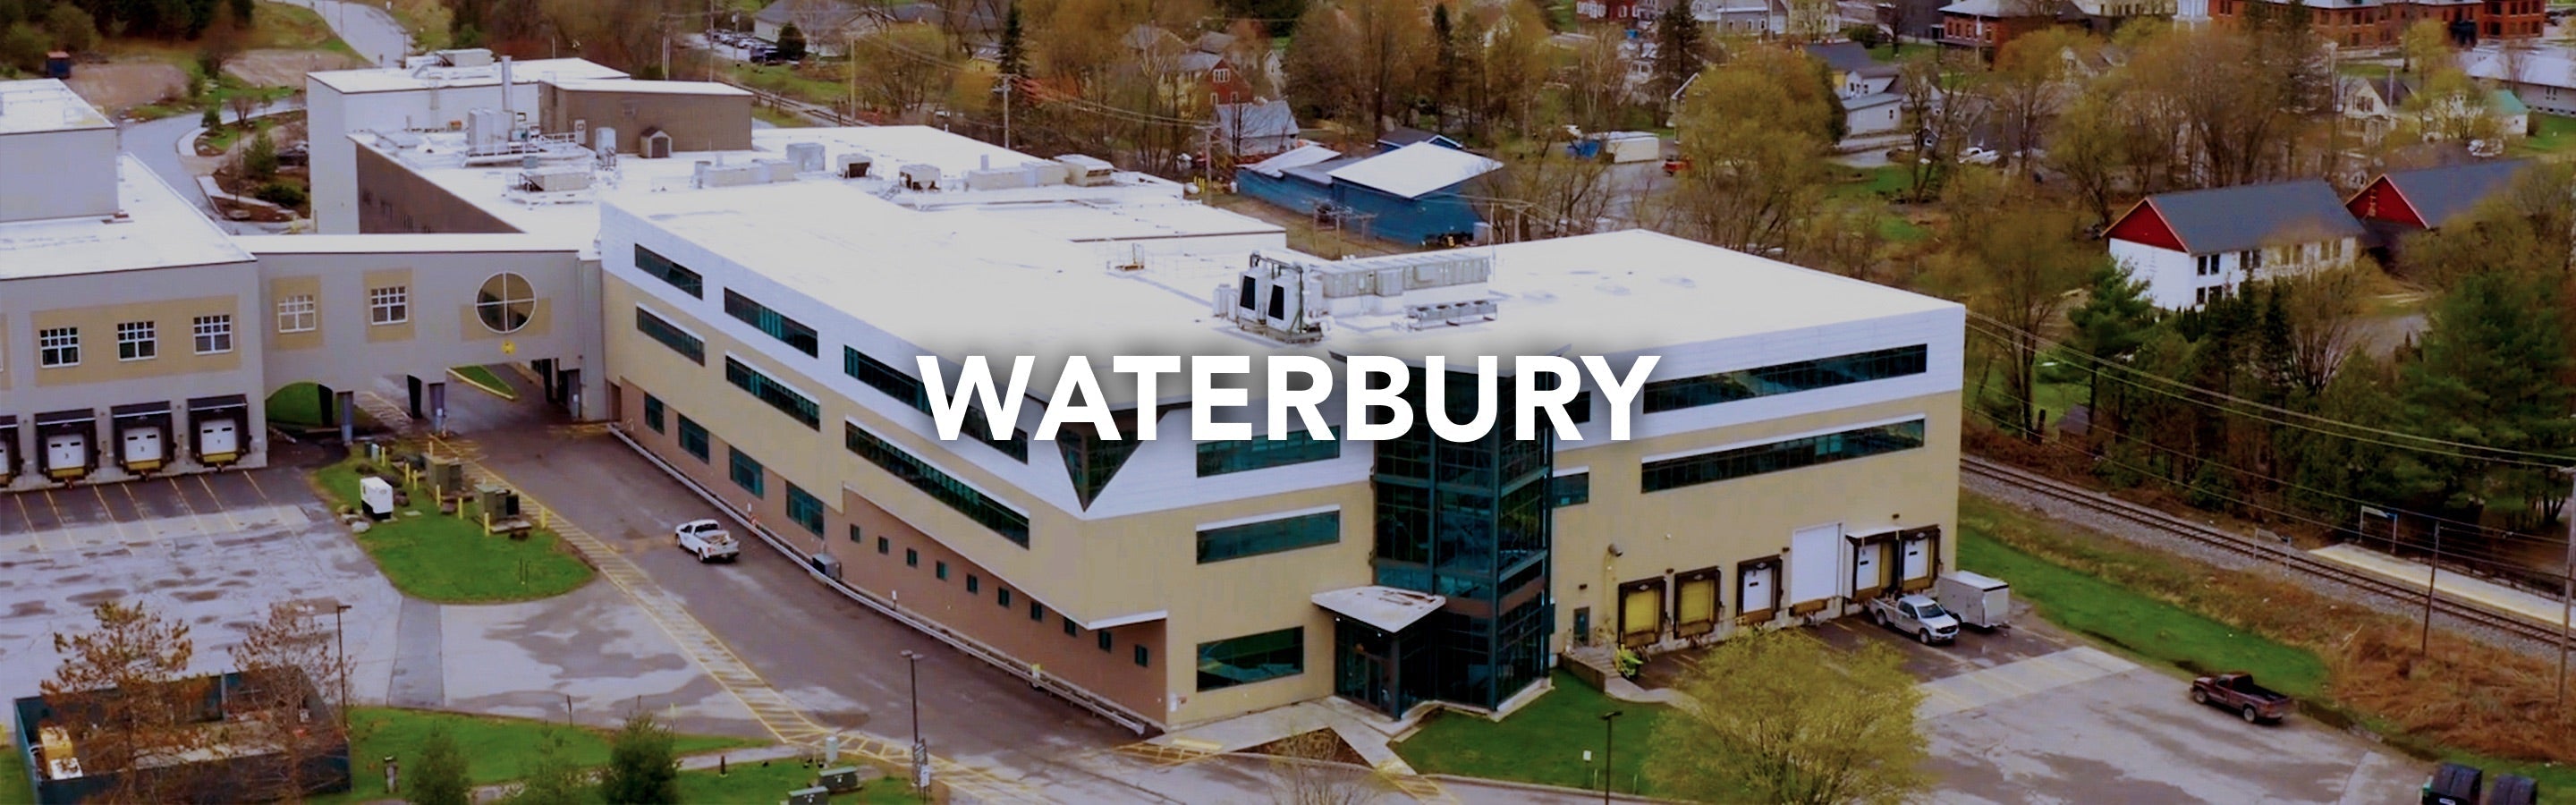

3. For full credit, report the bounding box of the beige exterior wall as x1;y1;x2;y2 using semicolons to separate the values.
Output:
1553;394;1962;651
352;145;518;234
267;275;326;352
29;296;245;387
362;267;416;343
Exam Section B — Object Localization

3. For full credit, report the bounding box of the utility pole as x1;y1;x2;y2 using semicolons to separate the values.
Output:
1599;709;1623;803
2422;521;2441;657
334;602;352;733
1001;77;1013;150
2561;468;2573;712
901;649;929;792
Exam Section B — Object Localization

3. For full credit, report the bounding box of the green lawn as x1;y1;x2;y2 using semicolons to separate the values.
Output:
449;365;520;401
1956;504;2328;697
266;381;331;427
2514;113;2576;157
317;708;766;803
754;106;816;128
1395;672;1673;797
316;457;595;603
0;745;29;805
676;761;926;803
733;64;846;109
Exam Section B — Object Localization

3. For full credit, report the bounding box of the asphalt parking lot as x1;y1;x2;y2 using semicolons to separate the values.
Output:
1820;609;2428;804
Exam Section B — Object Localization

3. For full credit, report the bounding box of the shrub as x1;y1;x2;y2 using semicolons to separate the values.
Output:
253;182;305;208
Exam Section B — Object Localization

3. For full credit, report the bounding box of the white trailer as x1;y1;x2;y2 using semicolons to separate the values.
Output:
1935;570;2011;630
1600;132;1660;164
360;477;396;520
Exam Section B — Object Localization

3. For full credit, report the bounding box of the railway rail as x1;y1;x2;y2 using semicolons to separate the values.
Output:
1962;455;2569;647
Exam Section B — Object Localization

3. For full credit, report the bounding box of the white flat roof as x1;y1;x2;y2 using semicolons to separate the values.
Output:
0;155;252;279
931;200;1283;244
309;58;626;94
544;78;751;97
1312;587;1446;633
1326;141;1501;199
0;79;113;135
232;233;577;254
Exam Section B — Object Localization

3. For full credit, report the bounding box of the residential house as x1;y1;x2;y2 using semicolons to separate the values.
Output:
2463;46;2576;115
2345;158;2531;262
2342;72;2531;144
2062;0;2171;33
2104;181;2368;309
1376;127;1466;153
1687;0;1788;34
2212;0;2539;47
1126;25;1257;108
1579;0;1648;22
752;0;869;55
1938;0;2065;53
1805;42;1902;98
1212;98;1301;163
1844;93;1907;136
1880;0;1951;40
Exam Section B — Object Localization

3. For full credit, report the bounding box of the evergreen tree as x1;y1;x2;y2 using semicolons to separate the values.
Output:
994;2;1026;117
597;710;679;805
775;22;806;62
411;725;471;805
506;732;587;805
2063;261;2157;429
1430;4;1457;132
1651;0;1704;101
2397;271;2575;526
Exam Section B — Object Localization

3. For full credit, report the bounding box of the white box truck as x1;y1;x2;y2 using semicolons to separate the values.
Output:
1935;571;2011;630
1601;132;1660;164
360;477;396;521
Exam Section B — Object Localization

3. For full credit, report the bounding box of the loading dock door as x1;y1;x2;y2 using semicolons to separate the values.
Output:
1618;578;1666;648
45;433;87;478
198;419;239;463
1738;560;1777;623
1674;568;1721;639
122;428;165;471
1900;527;1940;591
1787;523;1841;614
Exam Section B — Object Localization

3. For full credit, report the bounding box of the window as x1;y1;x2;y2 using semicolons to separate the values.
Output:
38;327;78;367
877;536;891;555
191;315;233;354
635;308;707;365
644;394;666;433
844;422;1031;546
1549;472;1592;507
843;347;1028;461
475;273;536;334
723;290;819;356
1030;601;1044;622
787;483;825;535
2239;250;2261;271
369;286;409;325
678;415;710;462
1641;345;1929;412
967;574;979;594
1098;631;1113;652
1641;419;1928;493
1134;645;1149;667
1196;628;1303;691
998;588;1013;607
851;525;864;543
1063;615;1078;636
635;245;705;297
936;561;950;580
1195;428;1339;477
724;358;821;429
115;321;157;361
2195;253;2221;276
276;294;317;333
906;548;919;567
1197;511;1341;564
728;447;766;497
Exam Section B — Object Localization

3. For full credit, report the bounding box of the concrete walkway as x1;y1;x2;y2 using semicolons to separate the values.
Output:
2312;543;2572;629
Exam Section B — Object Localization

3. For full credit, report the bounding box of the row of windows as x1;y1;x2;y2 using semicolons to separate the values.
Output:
637;245;705;298
1640;419;1928;493
1197;627;1302;692
269;286;407;332
860;524;1151;667
724;290;820;357
1196;511;1340;564
729;447;766;497
38;317;235;369
843;347;1029;462
787;483;826;535
1641;345;1928;413
844;422;1032;546
724;357;822;429
635;308;707;365
1549;472;1591;507
1195;428;1339;478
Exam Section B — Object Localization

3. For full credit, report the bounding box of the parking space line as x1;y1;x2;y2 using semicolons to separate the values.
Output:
38;489;83;553
161;477;225;551
12;493;46;555
90;485;157;560
194;473;251;538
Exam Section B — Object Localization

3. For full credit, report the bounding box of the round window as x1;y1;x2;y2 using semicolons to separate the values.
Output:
477;273;537;334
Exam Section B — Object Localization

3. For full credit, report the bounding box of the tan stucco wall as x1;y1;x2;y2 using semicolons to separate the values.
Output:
30;296;245;386
267;275;326;352
352;144;519;234
362;267;416;343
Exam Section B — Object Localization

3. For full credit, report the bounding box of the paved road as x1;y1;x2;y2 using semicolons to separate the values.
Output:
122;97;303;235
266;0;412;68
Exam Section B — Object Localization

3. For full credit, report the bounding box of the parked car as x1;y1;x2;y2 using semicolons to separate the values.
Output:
674;519;740;563
1660;156;1690;176
1958;147;2001;165
2190;672;2292;724
1865;593;1961;645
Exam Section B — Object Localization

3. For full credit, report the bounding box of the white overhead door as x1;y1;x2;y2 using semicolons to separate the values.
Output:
1901;531;1933;582
198;419;239;462
45;434;85;474
1788;523;1842;608
0;439;12;475
1852;541;1884;597
122;428;164;468
1739;563;1775;619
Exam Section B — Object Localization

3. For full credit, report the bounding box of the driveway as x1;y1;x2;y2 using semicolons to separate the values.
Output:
1816;617;2428;804
265;0;413;68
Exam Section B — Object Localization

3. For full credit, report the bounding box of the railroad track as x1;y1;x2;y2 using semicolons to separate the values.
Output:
1962;455;2567;646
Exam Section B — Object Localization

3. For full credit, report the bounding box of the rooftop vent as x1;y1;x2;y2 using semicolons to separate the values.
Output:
785;141;826;174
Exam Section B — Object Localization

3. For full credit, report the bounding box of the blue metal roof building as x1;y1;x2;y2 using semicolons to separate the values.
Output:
1237;142;1502;247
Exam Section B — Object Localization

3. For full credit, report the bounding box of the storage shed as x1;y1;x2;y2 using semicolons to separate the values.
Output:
1321;141;1502;247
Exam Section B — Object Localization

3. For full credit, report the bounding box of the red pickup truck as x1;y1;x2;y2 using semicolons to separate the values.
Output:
2190;673;2293;724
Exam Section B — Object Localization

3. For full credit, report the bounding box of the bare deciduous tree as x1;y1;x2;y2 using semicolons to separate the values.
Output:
1264;731;1383;805
42;600;216;804
227;600;354;804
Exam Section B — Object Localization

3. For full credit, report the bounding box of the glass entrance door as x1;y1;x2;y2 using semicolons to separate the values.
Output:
1334;617;1397;716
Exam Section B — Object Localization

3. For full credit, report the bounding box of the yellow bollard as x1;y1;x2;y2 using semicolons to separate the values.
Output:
482;510;492;537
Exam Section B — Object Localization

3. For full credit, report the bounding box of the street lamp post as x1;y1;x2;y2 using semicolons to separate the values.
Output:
334;603;352;732
900;650;929;792
1600;709;1624;804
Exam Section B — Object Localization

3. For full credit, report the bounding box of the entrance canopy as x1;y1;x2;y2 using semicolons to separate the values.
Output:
1312;586;1446;633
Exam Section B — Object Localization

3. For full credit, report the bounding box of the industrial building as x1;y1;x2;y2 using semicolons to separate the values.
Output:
4;58;1963;733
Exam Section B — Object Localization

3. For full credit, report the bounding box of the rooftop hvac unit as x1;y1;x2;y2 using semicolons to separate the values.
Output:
899;164;940;190
520;166;592;193
1212;284;1235;317
836;154;873;178
757;158;796;182
1404;299;1499;328
784;141;826;174
963;168;1034;191
693;160;767;189
593;126;617;155
434;47;496;67
465;108;509;156
1055;155;1114;186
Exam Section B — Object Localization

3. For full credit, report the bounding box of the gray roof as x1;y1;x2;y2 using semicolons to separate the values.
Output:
1215;99;1299;140
2141;180;2365;254
2377;159;2531;228
1805;42;1898;79
755;0;865;30
1285;155;1367;184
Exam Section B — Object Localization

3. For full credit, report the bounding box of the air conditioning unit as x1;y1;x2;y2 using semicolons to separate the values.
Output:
818;767;869;792
785;786;827;805
836;154;873;178
784;142;826;174
809;553;842;581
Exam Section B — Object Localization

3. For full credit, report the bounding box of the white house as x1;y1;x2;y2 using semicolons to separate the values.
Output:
2462;46;2576;117
2104;180;2367;309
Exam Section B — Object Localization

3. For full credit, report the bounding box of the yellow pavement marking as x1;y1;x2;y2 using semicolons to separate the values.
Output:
89;485;152;558
194;474;251;538
400;422;1044;804
14;491;49;555
1380;770;1461;805
161;477;221;550
40;489;79;551
114;481;180;548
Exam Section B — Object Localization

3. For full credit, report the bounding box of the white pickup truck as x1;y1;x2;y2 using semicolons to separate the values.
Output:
674;519;741;563
1866;593;1962;645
